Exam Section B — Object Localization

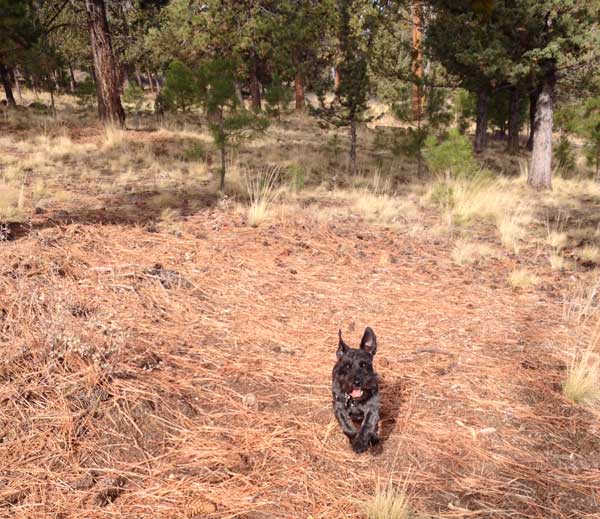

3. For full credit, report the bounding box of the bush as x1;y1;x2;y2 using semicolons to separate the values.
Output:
423;129;478;177
74;78;96;109
123;83;145;112
554;135;577;177
183;142;206;162
286;163;306;192
161;60;203;112
264;75;292;120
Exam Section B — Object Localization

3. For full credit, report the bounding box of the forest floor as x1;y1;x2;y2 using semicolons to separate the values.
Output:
0;98;599;518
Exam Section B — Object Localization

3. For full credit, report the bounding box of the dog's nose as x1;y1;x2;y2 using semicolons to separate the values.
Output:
354;379;361;386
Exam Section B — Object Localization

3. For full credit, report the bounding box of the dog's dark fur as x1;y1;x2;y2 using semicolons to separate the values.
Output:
332;327;380;453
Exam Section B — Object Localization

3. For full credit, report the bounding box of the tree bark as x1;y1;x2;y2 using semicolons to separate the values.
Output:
152;72;161;93
68;63;77;93
411;1;423;120
85;0;125;127
334;66;340;91
145;66;155;92
349;117;357;176
528;69;556;190
134;64;143;89
507;86;520;155
10;67;22;102
527;86;540;151
294;64;305;111
249;51;261;112
474;87;489;153
0;63;16;107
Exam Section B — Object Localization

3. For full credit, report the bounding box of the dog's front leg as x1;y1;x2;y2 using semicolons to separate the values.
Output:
333;401;357;440
352;408;380;453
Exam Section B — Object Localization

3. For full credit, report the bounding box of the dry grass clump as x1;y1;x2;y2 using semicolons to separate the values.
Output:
508;268;540;289
563;281;600;326
563;348;600;406
549;252;568;271
366;480;412;519
575;245;600;264
451;239;495;265
546;231;569;250
0;181;26;222
245;165;282;227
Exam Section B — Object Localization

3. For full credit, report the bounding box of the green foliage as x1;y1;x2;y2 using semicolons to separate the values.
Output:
28;101;49;114
454;89;476;134
196;59;269;190
392;127;429;159
264;75;292;120
74;78;96;109
286;163;306;192
183;142;206;162
123;83;145;112
554;135;576;177
161;60;203;112
423;129;478;177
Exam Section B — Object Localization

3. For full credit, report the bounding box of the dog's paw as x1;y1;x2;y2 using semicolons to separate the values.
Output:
351;435;369;453
369;434;380;446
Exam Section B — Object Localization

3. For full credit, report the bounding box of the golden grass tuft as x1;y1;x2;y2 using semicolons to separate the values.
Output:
546;231;569;251
246;165;282;227
451;240;496;266
575;245;600;264
508;268;540;289
549;252;567;271
365;480;412;519
563;346;600;406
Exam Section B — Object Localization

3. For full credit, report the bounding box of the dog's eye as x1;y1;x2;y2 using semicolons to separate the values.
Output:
344;363;351;370
360;362;366;368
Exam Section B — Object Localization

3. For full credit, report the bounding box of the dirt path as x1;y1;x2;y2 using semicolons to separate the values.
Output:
0;207;598;518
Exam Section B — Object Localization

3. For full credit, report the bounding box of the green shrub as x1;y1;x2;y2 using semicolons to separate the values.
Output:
28;101;50;113
161;60;203;112
286;163;306;192
74;78;96;109
554;135;577;177
265;75;292;120
123;83;145;112
183;142;206;162
423;129;478;177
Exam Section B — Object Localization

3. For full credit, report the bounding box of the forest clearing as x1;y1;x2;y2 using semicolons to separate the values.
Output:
1;1;600;518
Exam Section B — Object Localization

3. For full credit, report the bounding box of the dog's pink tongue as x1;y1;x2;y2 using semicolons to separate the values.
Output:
351;388;363;398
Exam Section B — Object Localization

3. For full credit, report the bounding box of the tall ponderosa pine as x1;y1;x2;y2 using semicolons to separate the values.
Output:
85;0;126;127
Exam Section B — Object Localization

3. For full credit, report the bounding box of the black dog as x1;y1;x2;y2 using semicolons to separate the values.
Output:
332;327;380;453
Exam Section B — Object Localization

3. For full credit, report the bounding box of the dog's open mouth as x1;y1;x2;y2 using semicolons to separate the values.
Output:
350;388;363;399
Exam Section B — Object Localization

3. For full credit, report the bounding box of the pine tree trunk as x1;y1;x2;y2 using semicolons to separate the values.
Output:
528;70;556;190
85;0;126;127
411;1;423;120
294;64;305;111
474;87;489;153
527;86;540;151
152;73;161;93
145;66;155;92
68;64;77;93
507;86;520;155
134;64;143;89
334;66;340;95
249;51;261;112
349;117;357;176
0;63;16;107
11;67;22;102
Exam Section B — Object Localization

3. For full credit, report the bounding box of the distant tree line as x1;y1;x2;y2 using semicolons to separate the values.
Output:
1;0;598;189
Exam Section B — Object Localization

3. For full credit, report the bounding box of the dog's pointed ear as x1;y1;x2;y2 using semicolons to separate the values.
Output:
337;329;349;358
360;327;377;356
